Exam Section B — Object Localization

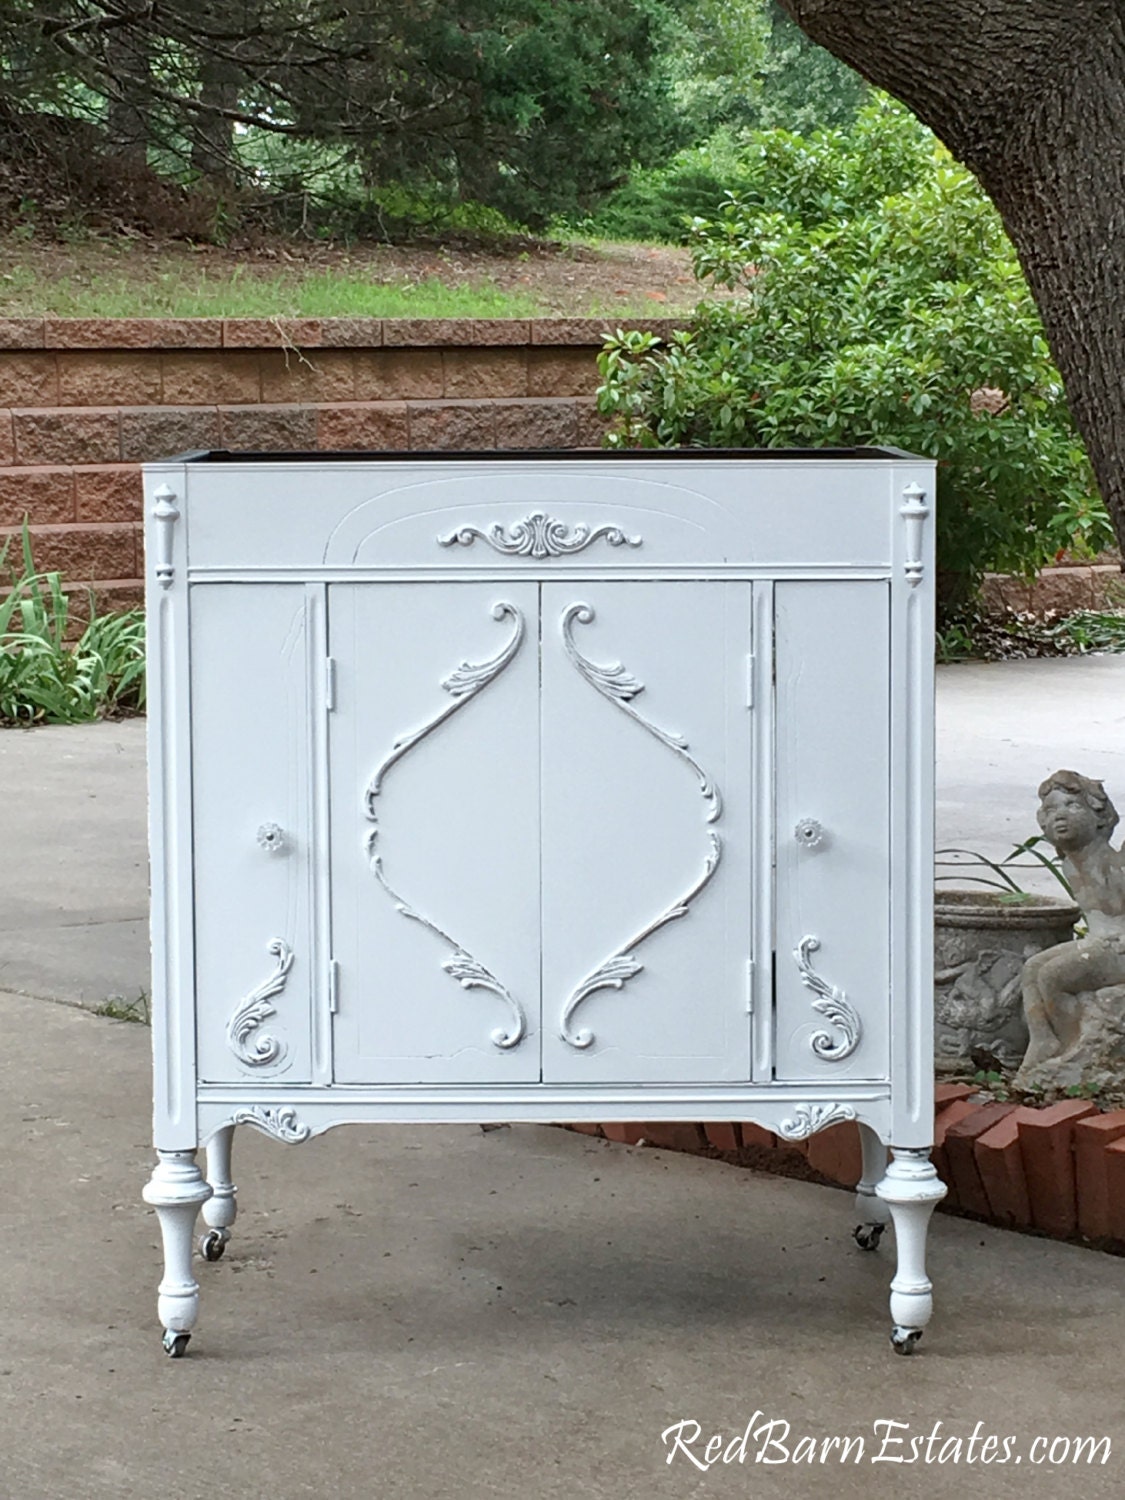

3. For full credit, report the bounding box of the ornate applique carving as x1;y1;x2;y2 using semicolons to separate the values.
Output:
558;601;722;1049
363;601;529;1050
231;1105;310;1143
227;938;293;1068
439;512;641;559
794;935;862;1062
777;1102;857;1141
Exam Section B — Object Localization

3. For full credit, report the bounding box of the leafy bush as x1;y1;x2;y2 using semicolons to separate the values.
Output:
0;528;145;724
580;99;929;245
596;99;1110;612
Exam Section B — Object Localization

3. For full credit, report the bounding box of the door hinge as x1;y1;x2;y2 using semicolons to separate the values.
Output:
325;656;337;712
745;957;755;1014
328;958;340;1014
745;652;755;708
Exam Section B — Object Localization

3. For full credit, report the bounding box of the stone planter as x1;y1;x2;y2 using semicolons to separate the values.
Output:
934;889;1081;1074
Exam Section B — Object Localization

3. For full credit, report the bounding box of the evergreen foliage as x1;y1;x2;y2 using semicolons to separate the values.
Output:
0;0;682;232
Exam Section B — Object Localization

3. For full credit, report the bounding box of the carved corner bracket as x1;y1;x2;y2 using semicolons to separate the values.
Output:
777;1102;857;1141
231;1105;310;1143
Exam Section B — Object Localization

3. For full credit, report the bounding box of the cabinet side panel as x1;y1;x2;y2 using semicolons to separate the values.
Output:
190;584;314;1085
773;581;891;1082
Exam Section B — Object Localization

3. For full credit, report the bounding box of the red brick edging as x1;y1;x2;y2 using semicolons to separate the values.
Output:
564;1087;1125;1251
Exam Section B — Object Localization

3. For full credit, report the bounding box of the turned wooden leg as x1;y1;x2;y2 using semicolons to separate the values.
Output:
875;1148;946;1354
852;1123;891;1250
200;1125;236;1262
143;1151;212;1357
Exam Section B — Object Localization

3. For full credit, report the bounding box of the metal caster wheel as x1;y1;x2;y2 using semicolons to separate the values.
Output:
854;1223;885;1252
890;1326;922;1356
200;1229;227;1262
162;1329;191;1359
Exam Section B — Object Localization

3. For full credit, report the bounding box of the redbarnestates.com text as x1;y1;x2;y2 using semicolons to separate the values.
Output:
662;1417;1111;1470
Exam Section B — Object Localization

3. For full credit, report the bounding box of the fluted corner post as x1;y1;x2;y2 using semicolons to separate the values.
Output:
142;1151;212;1357
852;1123;891;1250
875;1148;947;1354
200;1125;237;1261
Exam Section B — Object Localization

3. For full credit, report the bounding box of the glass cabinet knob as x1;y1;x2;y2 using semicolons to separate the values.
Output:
794;818;826;850
257;822;287;855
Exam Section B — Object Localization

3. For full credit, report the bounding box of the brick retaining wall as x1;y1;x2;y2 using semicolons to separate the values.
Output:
0;315;679;612
981;563;1123;617
4;316;1120;621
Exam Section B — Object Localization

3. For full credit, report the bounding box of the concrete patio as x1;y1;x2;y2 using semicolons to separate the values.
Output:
1;656;1124;1497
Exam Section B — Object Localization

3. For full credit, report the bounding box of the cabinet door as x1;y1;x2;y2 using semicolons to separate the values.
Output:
773;582;890;1081
539;583;754;1084
191;584;314;1084
329;583;541;1083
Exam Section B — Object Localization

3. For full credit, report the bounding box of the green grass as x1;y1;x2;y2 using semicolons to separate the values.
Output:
0;263;545;320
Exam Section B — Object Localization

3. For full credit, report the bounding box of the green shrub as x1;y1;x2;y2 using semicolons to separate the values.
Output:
579;97;933;245
0;527;145;723
596;99;1109;613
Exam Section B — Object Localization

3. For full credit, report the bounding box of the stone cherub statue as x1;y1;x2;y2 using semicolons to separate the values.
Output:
1015;770;1125;1091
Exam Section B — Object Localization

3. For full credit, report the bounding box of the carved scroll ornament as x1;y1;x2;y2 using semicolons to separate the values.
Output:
227;937;293;1068
363;601;529;1051
558;602;723;1049
794;935;862;1062
439;512;641;560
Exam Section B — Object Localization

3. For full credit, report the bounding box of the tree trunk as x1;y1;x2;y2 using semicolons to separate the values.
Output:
104;25;150;168
778;0;1125;564
190;53;240;182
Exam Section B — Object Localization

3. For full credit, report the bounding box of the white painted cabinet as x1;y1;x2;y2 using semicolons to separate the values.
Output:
143;450;944;1359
